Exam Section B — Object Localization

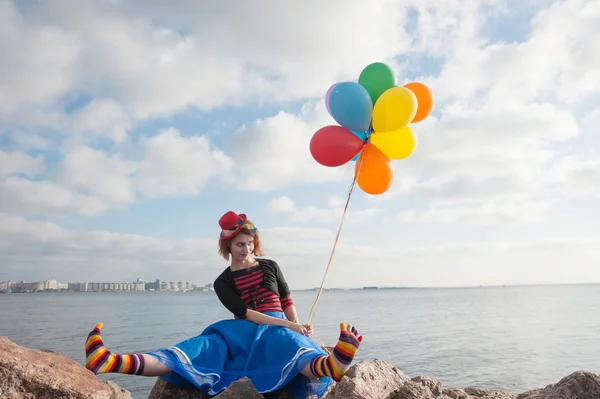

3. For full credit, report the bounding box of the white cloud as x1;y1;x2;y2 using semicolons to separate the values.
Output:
425;0;600;105
8;132;54;150
583;107;600;137
412;101;578;181
327;196;345;208
0;127;238;217
535;0;600;103
115;0;411;102
372;103;580;223
259;226;336;256
288;205;385;224
398;199;553;225
266;196;296;213
409;0;501;58
0;178;106;217
227;105;351;191
0;213;222;283
0;150;44;177
57;146;137;204
362;0;598;225
3;215;600;289
374;100;579;216
0;151;111;217
135;128;234;197
0;1;80;115
265;194;384;223
0;0;413;139
68;99;131;142
264;194;386;224
544;155;600;198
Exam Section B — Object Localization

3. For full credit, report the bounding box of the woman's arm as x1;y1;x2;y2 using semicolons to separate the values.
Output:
270;259;299;322
245;309;308;335
269;260;314;335
282;305;314;336
283;304;300;323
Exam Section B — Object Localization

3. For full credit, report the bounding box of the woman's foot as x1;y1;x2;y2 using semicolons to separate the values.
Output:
85;322;145;375
309;322;363;381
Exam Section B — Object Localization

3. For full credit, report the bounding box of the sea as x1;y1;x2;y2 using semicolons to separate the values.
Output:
1;284;599;398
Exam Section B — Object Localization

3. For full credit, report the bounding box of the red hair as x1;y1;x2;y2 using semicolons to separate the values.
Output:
217;223;264;261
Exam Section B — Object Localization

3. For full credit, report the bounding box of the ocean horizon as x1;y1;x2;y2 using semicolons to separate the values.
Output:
4;280;599;292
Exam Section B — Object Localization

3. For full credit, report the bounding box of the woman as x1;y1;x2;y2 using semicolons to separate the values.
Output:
84;211;363;398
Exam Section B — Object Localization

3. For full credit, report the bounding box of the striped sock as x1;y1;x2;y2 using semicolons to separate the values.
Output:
309;322;363;381
85;322;145;375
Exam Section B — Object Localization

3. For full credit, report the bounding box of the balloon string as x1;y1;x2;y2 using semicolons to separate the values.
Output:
306;147;365;325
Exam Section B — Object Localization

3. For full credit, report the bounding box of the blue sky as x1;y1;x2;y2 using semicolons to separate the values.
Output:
1;0;599;289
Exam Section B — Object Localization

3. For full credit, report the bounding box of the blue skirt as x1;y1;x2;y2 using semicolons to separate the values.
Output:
148;312;334;398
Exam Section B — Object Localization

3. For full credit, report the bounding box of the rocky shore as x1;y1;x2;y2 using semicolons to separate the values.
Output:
1;336;599;398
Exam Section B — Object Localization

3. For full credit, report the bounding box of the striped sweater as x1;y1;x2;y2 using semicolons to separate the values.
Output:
214;258;295;319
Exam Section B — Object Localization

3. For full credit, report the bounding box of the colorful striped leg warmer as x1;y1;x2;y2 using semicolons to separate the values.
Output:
85;322;145;375
309;322;363;381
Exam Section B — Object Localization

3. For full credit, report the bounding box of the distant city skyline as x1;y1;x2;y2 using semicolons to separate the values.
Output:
0;277;214;293
2;277;598;292
0;277;207;285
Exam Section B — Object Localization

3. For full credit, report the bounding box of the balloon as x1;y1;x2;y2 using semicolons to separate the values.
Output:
370;126;417;160
310;125;365;167
328;82;373;132
350;130;368;161
372;86;418;133
404;82;435;123
358;62;397;105
325;82;339;115
350;130;368;142
354;143;394;195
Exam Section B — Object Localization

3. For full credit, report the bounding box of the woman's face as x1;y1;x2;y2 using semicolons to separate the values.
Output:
230;232;255;262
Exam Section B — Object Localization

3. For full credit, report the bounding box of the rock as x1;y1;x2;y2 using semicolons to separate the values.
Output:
0;336;131;399
442;387;516;399
517;371;600;399
388;380;436;399
147;378;210;399
320;362;515;399
410;376;443;397
214;378;265;398
322;359;411;399
385;373;515;399
147;374;314;399
147;377;265;399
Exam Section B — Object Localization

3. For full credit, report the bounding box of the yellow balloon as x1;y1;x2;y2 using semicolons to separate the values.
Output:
370;126;418;160
372;86;418;133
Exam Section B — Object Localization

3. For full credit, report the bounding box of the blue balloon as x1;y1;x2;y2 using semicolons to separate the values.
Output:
350;130;368;161
328;82;373;132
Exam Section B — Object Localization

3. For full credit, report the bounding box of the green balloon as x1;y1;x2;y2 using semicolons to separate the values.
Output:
358;62;397;105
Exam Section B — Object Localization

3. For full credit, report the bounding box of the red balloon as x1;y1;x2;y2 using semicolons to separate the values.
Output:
310;125;365;167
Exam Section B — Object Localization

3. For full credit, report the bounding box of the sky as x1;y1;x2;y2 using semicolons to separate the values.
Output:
1;0;599;290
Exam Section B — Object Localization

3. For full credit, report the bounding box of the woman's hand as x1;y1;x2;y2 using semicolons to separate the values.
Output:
288;322;309;336
302;323;314;336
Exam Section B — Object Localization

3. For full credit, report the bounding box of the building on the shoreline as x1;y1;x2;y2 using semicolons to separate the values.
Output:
3;279;68;293
0;281;12;293
0;278;202;293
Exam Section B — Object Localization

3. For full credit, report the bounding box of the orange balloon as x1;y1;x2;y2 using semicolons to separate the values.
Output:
354;143;394;195
404;82;435;123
